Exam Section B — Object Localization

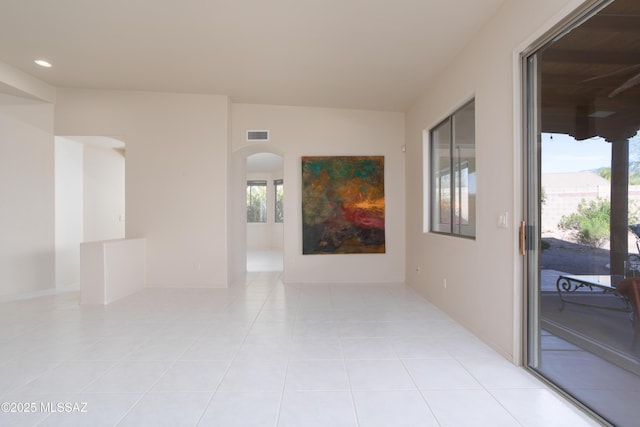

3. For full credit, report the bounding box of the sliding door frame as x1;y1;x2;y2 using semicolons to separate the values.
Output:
520;0;614;423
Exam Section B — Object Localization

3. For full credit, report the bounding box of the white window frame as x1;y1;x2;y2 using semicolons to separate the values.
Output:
426;99;476;239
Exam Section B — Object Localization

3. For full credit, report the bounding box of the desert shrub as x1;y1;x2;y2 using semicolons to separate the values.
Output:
559;198;610;247
597;167;611;181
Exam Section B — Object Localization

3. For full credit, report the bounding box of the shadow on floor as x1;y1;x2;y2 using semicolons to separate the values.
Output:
541;292;640;374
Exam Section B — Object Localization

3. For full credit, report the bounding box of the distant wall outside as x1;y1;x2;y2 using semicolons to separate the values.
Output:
542;184;640;232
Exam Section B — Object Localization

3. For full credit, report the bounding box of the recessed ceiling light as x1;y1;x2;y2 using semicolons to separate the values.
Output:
34;59;52;68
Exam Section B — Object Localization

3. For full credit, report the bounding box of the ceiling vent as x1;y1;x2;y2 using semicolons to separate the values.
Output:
246;130;270;142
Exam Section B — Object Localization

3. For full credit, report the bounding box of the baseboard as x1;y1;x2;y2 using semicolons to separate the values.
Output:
0;286;79;303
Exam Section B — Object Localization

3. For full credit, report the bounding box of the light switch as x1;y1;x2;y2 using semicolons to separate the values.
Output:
498;212;508;228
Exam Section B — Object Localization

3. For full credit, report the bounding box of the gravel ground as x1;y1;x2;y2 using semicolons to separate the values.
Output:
541;236;611;275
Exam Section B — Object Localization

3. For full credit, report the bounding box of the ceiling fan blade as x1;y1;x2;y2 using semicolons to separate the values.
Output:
577;64;640;84
609;70;640;97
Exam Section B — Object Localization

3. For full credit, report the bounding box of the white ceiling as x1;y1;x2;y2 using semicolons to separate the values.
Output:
0;0;504;111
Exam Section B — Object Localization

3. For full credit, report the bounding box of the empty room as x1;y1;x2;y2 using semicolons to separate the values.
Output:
1;0;638;425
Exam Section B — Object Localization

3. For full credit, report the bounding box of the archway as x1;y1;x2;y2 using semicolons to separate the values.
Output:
228;144;285;286
246;152;284;272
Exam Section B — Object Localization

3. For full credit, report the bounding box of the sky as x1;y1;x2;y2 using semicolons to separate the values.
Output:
541;133;611;174
541;130;640;174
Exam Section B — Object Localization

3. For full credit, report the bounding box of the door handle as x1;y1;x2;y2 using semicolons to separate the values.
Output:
519;220;526;255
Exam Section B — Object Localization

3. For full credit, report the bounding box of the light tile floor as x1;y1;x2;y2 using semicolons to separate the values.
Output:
0;272;601;426
247;249;283;272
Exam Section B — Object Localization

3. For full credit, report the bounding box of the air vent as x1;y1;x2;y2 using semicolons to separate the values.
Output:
246;130;270;142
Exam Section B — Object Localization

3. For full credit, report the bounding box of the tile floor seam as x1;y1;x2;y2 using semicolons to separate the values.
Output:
273;352;292;427
333;304;366;425
265;276;288;427
32;405;53;426
106;358;179;426
485;387;549;427
398;356;443;426
335;326;361;427
194;350;244;425
198;276;284;426
453;358;529;427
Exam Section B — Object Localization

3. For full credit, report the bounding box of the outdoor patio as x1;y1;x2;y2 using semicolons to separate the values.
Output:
537;240;640;427
540;276;640;374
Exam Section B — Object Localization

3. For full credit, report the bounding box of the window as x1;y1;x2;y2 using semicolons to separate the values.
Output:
246;180;267;222
429;99;476;238
274;179;283;223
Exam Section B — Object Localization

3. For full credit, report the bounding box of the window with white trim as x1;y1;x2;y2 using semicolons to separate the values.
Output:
429;99;476;238
246;180;267;223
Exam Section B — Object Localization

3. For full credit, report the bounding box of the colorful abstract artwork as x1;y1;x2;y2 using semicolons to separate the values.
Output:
301;156;385;254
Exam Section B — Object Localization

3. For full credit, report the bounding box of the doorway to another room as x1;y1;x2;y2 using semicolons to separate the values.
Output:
54;136;126;291
246;152;284;272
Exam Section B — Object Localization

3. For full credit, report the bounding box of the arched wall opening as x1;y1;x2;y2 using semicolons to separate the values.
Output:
228;143;285;286
246;152;284;272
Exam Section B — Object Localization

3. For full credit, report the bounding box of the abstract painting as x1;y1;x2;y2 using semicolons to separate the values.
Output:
301;156;385;254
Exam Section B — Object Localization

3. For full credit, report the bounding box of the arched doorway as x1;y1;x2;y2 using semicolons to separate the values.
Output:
228;145;285;286
246;152;284;272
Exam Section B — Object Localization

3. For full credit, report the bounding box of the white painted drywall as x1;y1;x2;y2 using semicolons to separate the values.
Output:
0;95;55;296
55;89;229;288
404;0;587;361
232;104;406;284
83;144;125;242
54;136;83;290
0;61;56;103
80;238;145;304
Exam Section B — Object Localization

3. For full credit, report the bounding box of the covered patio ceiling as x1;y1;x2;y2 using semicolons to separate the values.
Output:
540;0;640;144
538;0;640;274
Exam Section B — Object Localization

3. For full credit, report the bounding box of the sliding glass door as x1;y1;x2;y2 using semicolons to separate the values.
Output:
525;1;640;425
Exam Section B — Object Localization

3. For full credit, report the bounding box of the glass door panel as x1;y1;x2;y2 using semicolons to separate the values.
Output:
525;1;640;425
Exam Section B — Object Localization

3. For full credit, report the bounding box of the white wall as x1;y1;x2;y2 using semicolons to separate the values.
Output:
404;0;587;361
232;104;405;284
55;137;83;290
0;95;55;297
55;89;230;288
0;61;56;103
83;144;125;242
272;223;284;250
